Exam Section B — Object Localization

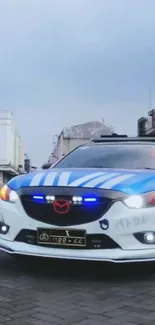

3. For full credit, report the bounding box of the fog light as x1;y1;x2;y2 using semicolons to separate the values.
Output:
144;232;155;244
0;223;9;234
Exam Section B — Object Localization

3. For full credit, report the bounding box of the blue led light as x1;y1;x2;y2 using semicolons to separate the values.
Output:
33;195;44;200
84;198;97;202
32;195;45;203
32;195;97;204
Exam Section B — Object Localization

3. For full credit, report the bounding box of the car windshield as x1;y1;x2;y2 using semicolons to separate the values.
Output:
53;143;155;169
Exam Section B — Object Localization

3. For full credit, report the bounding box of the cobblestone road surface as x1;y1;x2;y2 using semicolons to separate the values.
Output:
0;253;155;325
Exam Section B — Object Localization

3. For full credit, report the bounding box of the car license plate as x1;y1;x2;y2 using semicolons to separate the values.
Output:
37;228;86;247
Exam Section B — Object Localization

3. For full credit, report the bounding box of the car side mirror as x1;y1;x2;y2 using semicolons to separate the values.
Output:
42;163;52;169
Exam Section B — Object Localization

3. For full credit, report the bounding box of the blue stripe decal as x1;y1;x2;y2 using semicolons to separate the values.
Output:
112;175;155;192
7;168;155;194
80;174;119;188
38;173;47;186
53;172;64;186
113;176;155;194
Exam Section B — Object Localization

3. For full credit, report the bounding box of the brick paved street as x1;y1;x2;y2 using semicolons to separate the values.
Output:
0;253;155;325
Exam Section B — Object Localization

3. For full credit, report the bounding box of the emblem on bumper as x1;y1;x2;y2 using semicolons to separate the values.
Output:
53;200;70;214
39;232;50;241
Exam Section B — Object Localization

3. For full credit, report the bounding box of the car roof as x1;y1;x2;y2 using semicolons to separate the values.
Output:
83;141;155;147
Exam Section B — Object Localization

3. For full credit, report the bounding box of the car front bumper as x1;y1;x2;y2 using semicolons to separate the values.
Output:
1;238;155;262
2;198;155;263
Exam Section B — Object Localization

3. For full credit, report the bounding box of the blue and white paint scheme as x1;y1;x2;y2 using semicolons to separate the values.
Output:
2;167;155;262
7;168;155;194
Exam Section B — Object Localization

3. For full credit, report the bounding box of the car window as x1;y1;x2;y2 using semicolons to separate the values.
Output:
53;144;155;169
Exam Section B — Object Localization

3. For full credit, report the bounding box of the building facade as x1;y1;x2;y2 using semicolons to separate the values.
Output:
50;120;114;164
138;109;155;136
0;110;14;165
0;109;24;184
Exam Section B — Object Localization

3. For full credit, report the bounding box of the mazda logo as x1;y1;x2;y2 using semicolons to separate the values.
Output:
53;200;70;214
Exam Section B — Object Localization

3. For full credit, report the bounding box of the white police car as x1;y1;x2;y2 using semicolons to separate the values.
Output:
1;135;155;263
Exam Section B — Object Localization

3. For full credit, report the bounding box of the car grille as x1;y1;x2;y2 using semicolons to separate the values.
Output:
15;229;121;249
20;195;112;226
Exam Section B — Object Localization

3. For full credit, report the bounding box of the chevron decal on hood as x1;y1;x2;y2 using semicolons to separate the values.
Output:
7;168;155;194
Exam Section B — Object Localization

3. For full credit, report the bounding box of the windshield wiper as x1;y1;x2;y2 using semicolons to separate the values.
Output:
138;167;155;170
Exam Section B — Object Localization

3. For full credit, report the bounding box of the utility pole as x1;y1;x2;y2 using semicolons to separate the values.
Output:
148;86;152;111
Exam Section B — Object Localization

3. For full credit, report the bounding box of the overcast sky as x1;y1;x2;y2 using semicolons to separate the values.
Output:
0;0;155;165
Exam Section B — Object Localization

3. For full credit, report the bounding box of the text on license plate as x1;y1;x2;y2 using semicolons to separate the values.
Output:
37;228;86;247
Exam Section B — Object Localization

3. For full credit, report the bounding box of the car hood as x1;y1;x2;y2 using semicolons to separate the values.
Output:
8;168;155;194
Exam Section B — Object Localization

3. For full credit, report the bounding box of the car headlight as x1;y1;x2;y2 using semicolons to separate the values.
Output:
0;185;18;203
123;192;155;209
123;195;144;209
